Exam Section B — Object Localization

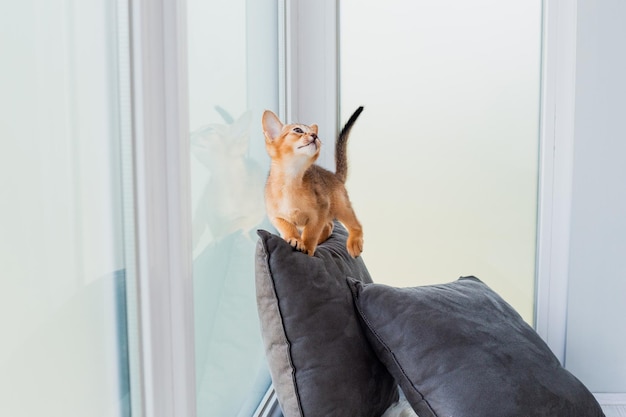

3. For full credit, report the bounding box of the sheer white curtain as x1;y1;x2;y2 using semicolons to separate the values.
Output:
0;1;134;416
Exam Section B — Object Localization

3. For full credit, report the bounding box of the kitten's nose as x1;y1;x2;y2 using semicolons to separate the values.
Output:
310;133;318;140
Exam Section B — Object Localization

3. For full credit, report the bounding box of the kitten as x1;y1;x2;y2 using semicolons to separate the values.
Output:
262;107;364;257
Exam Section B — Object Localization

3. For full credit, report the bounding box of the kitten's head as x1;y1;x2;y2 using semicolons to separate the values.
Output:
191;109;252;168
262;110;320;168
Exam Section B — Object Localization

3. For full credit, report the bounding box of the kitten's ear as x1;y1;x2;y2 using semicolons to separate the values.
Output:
310;124;318;134
262;110;283;141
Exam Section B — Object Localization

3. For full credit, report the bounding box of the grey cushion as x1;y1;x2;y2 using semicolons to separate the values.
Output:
348;276;605;417
255;223;398;417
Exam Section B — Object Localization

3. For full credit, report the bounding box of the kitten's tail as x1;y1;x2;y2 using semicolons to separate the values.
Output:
335;106;364;183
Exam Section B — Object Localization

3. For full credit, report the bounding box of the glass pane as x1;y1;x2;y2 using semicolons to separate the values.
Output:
340;0;542;323
186;0;278;415
0;1;136;417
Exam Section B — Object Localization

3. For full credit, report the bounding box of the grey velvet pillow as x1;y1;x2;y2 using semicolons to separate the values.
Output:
348;276;605;417
255;223;398;417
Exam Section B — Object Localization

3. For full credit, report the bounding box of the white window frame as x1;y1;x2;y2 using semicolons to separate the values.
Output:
534;0;577;364
282;0;340;171
129;0;196;416
127;0;625;415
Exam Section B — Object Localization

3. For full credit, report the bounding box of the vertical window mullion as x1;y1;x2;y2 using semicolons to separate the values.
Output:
283;0;339;171
129;0;196;416
534;0;578;364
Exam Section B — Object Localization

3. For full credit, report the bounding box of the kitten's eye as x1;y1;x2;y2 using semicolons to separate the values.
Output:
293;127;303;134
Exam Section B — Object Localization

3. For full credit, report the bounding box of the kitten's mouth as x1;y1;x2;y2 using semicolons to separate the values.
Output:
297;139;321;150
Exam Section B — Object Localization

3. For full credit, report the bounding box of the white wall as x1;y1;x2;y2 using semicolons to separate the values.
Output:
565;0;626;393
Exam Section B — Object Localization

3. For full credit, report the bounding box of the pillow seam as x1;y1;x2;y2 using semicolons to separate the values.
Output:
261;240;305;417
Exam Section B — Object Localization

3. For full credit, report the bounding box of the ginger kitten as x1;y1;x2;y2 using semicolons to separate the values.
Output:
262;107;364;257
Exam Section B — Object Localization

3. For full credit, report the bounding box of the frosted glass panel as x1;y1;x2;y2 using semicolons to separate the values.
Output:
187;0;277;415
340;0;542;322
0;1;134;417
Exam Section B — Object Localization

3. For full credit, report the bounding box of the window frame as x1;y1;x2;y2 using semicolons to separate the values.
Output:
126;0;586;415
282;0;340;170
534;0;577;364
128;0;196;416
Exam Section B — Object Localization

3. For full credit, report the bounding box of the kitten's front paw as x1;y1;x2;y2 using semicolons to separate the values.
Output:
346;235;363;258
286;237;309;254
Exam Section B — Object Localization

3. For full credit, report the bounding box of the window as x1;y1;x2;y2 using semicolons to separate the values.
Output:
186;0;279;414
340;0;543;323
3;1;598;416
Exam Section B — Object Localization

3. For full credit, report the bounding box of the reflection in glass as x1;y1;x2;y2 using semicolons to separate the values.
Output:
191;108;265;249
187;0;278;415
191;107;270;416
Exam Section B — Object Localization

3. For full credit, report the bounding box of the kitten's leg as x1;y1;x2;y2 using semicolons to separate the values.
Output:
335;206;363;258
301;221;326;256
272;217;306;253
317;221;334;245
